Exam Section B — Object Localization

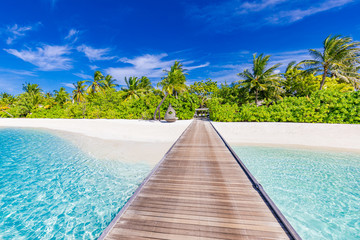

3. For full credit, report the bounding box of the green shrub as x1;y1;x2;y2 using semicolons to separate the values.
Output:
209;90;360;124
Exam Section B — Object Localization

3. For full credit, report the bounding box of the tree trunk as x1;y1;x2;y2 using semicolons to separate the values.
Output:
1;110;14;118
82;104;86;119
319;67;328;90
255;89;258;106
153;92;168;120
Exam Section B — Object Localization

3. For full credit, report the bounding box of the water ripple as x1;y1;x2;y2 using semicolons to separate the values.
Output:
0;128;150;239
233;146;360;240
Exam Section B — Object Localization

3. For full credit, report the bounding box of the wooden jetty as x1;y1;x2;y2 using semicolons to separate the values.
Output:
99;119;301;240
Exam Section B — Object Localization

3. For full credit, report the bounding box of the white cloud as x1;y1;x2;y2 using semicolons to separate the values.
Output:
4;45;72;71
267;0;354;24
207;49;312;83
189;0;354;29
0;77;16;93
0;73;31;94
0;67;36;76
239;0;287;13
119;53;171;70
5;24;34;45
107;54;173;83
106;53;209;84
89;65;99;70
209;63;252;83
268;49;311;67
65;29;79;42
77;45;115;61
73;72;92;79
185;62;210;70
62;83;75;89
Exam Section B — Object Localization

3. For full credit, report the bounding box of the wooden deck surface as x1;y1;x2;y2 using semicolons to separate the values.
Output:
102;120;293;240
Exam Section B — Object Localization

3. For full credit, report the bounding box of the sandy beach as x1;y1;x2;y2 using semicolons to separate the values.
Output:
212;122;360;153
2;119;360;166
0;118;192;166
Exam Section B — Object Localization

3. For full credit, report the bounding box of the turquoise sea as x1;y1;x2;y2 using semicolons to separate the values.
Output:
0;128;150;239
233;146;360;240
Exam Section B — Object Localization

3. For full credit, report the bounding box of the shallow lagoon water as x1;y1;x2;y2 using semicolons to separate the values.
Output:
0;128;150;239
233;146;360;240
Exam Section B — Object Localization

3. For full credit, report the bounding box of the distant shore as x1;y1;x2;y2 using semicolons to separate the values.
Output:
212;122;360;153
0;118;192;166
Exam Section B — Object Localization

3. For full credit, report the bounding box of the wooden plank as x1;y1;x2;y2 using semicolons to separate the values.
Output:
100;120;295;240
118;219;289;239
117;220;288;240
123;209;280;226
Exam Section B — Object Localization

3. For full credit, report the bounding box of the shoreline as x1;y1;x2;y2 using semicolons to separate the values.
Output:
51;129;175;166
212;122;360;154
2;119;360;163
0;118;192;142
230;142;360;154
0;118;192;166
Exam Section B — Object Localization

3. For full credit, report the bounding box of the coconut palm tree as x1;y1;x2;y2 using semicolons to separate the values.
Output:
23;82;42;96
72;81;87;103
238;54;281;106
103;75;119;89
335;61;360;90
54;87;70;106
121;76;154;101
86;71;105;93
153;61;187;120
138;76;152;90
282;61;319;97
121;77;142;101
0;92;15;117
22;82;43;106
0;92;15;105
300;35;360;90
44;92;53;99
17;83;43;116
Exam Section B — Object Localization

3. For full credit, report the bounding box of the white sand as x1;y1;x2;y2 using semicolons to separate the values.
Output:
212;122;360;152
2;119;359;165
0;118;192;166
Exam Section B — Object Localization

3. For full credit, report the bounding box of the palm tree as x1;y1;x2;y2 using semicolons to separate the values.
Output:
44;92;53;99
86;71;105;93
54;87;70;106
23;82;42;96
0;92;15;105
300;35;360;90
72;81;87;103
18;83;43;115
238;54;281;106
138;76;152;90
22;82;43;106
121;77;143;101
282;61;323;97
153;61;187;120
282;61;302;96
335;61;360;90
0;92;15;117
103;75;119;89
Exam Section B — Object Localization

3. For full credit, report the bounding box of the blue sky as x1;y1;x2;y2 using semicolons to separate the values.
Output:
1;0;360;94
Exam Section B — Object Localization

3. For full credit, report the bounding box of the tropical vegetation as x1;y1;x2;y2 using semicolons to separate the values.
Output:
1;34;360;124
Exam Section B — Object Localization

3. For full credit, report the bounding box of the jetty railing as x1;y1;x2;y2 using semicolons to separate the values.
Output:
98;119;301;240
209;120;301;240
97;121;195;240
